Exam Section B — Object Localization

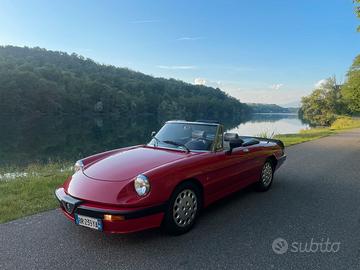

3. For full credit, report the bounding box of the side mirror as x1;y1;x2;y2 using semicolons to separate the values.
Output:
226;139;244;155
151;131;156;138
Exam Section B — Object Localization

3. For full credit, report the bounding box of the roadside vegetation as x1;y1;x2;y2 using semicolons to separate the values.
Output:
0;163;72;223
275;116;360;146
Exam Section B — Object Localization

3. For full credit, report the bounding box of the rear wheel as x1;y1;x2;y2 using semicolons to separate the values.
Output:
163;182;201;235
255;160;274;192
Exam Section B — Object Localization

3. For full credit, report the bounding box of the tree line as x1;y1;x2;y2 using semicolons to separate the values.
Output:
247;103;295;114
0;46;252;122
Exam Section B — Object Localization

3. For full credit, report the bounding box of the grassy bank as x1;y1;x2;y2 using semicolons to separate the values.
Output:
275;116;360;146
0;163;72;223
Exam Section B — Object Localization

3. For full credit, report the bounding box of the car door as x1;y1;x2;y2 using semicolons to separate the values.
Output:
228;144;264;187
204;132;264;202
201;126;251;201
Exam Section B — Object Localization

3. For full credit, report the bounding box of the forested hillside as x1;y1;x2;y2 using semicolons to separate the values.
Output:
0;46;251;121
247;103;294;113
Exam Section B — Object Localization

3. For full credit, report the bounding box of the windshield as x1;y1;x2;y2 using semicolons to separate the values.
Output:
148;123;218;151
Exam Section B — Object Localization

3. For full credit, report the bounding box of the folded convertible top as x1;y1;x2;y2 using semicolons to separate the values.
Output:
239;136;285;150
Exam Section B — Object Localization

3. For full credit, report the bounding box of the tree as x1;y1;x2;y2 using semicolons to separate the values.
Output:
342;55;360;114
300;77;344;126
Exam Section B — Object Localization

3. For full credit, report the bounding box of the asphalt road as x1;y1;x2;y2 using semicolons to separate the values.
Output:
1;129;360;270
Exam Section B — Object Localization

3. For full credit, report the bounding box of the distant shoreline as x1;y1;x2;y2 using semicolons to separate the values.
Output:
253;112;298;115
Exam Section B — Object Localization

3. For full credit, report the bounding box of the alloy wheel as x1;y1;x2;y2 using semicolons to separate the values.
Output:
261;162;273;186
173;189;198;227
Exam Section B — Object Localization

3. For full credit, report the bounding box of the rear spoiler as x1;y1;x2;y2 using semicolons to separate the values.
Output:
239;136;285;150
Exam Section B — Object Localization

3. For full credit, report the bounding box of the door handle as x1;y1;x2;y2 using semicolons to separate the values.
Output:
242;148;249;152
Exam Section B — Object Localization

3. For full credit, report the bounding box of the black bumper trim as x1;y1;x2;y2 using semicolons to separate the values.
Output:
276;154;287;169
55;188;166;220
55;188;82;214
75;204;166;220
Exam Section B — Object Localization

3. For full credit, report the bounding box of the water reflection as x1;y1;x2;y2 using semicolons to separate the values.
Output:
228;113;309;136
0;113;306;166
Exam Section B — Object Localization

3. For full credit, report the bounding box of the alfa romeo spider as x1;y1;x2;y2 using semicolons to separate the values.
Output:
55;120;286;235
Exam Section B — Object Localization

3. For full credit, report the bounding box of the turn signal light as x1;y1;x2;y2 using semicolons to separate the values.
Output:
103;214;125;221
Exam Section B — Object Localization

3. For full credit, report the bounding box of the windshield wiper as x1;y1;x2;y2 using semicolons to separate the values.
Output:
162;140;190;153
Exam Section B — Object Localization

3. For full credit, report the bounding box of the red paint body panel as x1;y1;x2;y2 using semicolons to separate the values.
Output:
83;147;190;181
57;136;286;234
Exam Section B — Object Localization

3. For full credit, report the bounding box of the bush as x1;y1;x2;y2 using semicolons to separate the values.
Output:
330;116;360;130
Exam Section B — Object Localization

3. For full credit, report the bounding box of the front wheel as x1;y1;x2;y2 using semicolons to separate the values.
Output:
163;182;201;235
255;160;274;192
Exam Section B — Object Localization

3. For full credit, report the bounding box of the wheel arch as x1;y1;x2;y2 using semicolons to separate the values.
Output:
267;155;278;170
172;178;204;207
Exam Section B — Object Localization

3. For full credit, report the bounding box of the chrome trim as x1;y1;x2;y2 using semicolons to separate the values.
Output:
166;120;219;126
74;160;84;172
146;144;210;153
212;124;224;152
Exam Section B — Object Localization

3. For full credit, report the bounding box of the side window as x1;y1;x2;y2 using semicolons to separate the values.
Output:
215;126;223;151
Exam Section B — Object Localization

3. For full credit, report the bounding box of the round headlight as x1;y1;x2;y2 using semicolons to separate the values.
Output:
134;174;150;196
74;160;84;173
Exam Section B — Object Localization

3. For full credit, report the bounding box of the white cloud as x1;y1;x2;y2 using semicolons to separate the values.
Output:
177;36;203;41
194;78;207;85
314;79;327;89
156;65;197;70
269;83;284;90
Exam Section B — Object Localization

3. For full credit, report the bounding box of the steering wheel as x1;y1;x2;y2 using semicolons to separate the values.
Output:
192;137;210;143
185;137;212;151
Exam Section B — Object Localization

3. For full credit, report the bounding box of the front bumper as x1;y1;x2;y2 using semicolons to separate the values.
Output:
276;154;287;169
55;188;165;233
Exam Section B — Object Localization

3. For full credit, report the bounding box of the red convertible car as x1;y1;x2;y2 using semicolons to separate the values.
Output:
55;120;286;235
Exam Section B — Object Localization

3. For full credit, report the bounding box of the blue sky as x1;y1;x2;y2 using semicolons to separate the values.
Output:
0;0;359;106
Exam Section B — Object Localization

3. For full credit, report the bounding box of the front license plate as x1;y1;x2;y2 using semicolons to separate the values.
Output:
75;214;103;231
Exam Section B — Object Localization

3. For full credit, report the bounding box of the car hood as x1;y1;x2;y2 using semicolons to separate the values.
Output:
83;146;188;181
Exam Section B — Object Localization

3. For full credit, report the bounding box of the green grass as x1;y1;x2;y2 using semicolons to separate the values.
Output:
0;163;72;223
330;116;360;130
275;116;360;147
275;128;334;146
256;129;275;139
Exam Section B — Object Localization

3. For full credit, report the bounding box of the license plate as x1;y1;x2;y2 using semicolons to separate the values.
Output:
75;214;103;231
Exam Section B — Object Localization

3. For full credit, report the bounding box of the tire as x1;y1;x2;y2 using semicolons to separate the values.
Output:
163;182;202;235
255;160;274;192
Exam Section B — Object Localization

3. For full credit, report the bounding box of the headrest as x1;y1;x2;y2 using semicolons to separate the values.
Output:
224;133;239;141
192;130;206;139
